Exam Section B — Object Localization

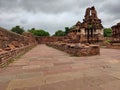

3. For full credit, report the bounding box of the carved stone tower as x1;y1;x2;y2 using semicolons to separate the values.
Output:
68;6;103;43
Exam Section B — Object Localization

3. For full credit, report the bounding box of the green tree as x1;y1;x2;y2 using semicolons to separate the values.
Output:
28;28;36;34
65;27;70;35
54;30;65;36
11;26;25;34
28;29;50;36
104;28;112;37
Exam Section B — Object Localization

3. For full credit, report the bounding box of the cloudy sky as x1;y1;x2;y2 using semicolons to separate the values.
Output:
0;0;119;35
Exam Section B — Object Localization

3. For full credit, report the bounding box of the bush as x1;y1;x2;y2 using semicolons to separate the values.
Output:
54;30;65;36
104;28;112;37
28;29;50;36
104;40;111;43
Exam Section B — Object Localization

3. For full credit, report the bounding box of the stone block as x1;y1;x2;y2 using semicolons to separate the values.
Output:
46;42;100;57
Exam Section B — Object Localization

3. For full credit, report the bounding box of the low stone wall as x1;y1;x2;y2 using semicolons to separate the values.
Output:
46;42;100;56
36;36;65;44
109;45;120;49
0;44;36;67
106;43;120;49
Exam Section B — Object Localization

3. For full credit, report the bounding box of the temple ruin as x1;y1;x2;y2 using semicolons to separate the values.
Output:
67;6;103;43
0;6;115;65
0;27;37;66
46;6;101;57
111;23;120;43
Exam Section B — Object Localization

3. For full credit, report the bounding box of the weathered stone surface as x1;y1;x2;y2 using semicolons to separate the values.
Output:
22;32;37;45
8;44;16;50
36;36;65;44
0;27;37;66
0;45;120;90
0;27;37;50
11;41;20;47
0;44;36;66
46;42;100;56
111;22;120;43
0;49;3;52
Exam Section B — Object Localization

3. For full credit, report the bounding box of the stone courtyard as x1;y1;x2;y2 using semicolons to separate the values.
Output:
0;44;120;90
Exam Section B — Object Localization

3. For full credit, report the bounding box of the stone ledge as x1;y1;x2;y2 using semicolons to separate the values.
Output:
0;44;37;67
46;42;100;57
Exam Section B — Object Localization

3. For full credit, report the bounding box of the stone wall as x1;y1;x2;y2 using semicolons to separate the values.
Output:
111;23;120;43
0;27;37;67
46;42;100;56
0;44;36;66
36;36;65;44
105;43;120;49
98;37;120;49
0;27;37;50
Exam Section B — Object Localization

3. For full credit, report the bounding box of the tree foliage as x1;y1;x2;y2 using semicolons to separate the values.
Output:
28;28;50;36
104;28;112;37
28;28;35;34
54;30;65;36
65;27;70;35
11;26;25;34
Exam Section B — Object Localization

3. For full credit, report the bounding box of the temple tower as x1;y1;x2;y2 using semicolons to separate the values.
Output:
68;6;103;43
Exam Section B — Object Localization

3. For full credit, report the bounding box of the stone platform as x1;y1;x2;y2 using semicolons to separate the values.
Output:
47;42;100;56
0;44;120;90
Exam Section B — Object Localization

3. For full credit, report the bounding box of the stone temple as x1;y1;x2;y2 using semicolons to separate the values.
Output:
67;6;103;43
111;23;120;43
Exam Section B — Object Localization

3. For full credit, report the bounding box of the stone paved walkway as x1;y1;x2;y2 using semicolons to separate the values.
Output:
0;44;120;90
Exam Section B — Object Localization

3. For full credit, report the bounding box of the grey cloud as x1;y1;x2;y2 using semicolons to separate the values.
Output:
96;0;120;27
0;0;119;35
99;0;120;14
0;0;89;14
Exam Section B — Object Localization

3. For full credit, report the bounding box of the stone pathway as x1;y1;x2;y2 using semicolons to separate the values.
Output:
0;44;120;90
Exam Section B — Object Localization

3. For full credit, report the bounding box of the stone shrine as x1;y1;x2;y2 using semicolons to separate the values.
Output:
111;23;120;43
67;6;103;43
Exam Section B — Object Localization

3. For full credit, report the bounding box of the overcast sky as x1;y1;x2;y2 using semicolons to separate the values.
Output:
0;0;119;35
